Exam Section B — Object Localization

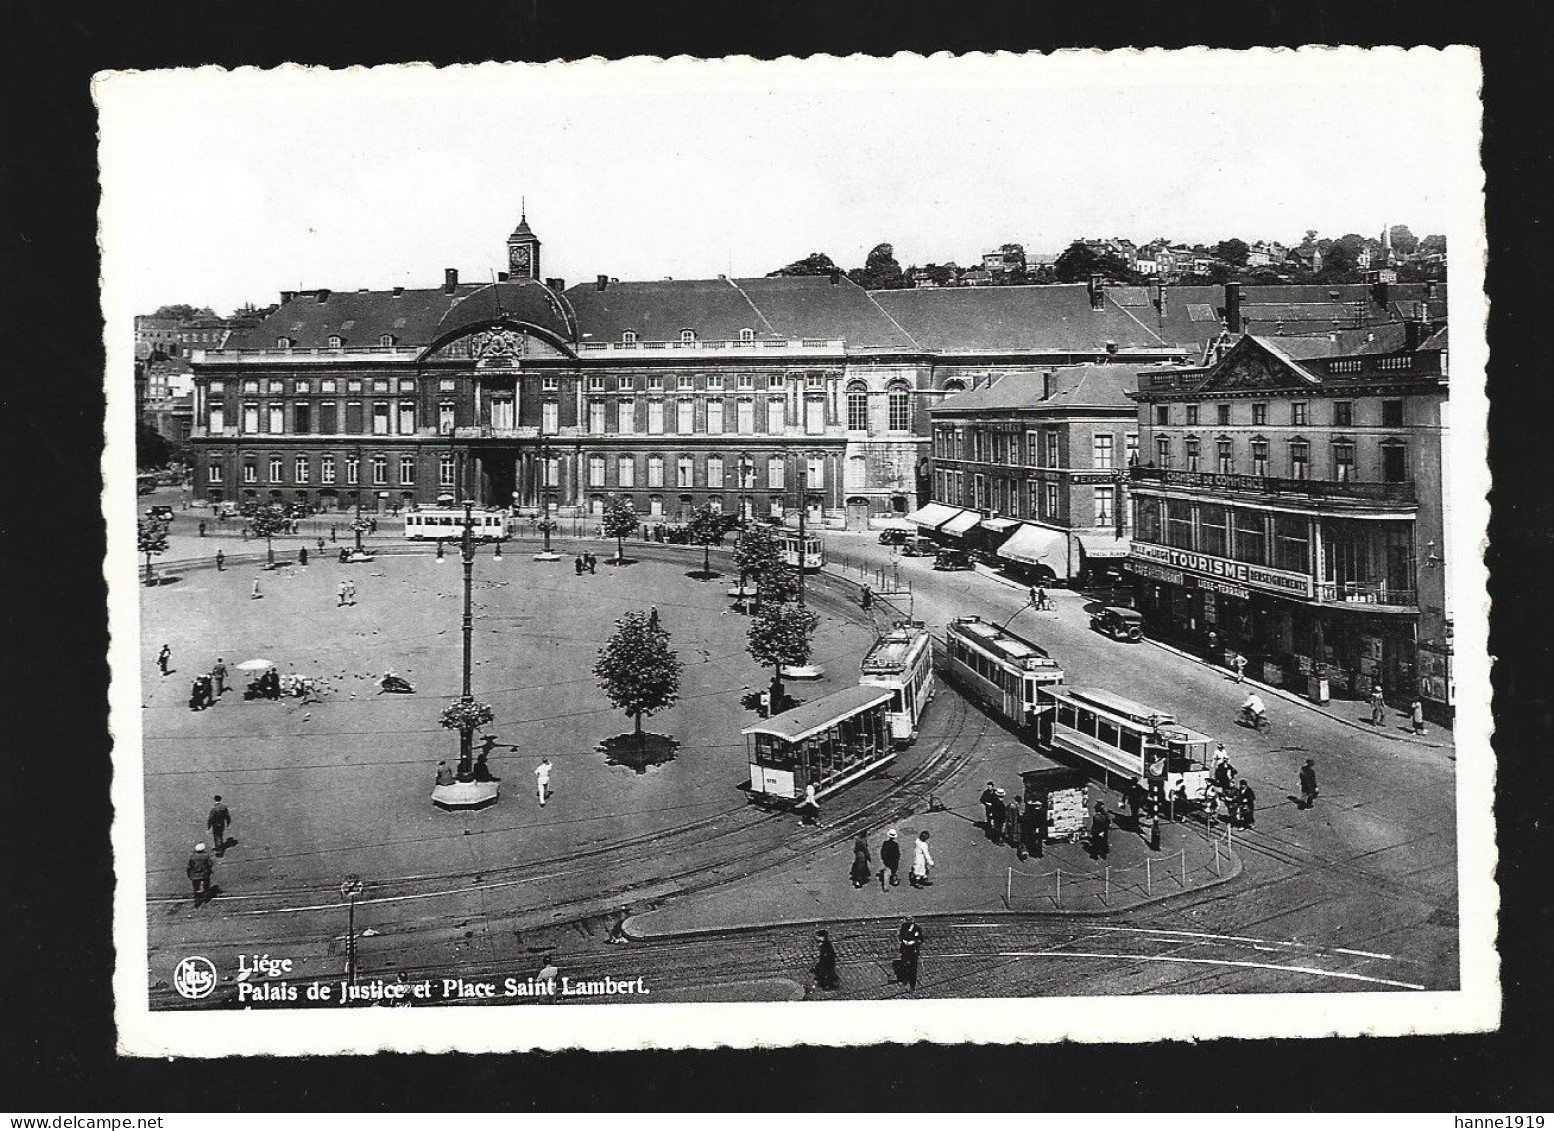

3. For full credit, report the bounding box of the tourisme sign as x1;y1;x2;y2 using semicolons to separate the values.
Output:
1129;541;1314;599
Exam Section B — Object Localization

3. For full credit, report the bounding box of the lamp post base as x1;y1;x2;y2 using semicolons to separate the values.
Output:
431;780;501;810
780;664;826;680
532;551;562;562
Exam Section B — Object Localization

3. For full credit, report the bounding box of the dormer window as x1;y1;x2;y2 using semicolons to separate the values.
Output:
380;334;396;348
622;331;638;345
679;329;696;345
327;335;343;349
276;337;292;349
739;328;754;343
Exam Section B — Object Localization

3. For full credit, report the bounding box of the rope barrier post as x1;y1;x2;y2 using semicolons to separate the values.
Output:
1055;867;1061;909
1104;866;1110;905
1180;847;1187;888
1006;866;1012;908
1214;839;1221;875
1146;856;1152;896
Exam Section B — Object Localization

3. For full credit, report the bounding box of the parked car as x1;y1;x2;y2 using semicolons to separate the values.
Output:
899;536;936;557
1090;605;1145;642
877;528;910;546
932;547;974;571
145;505;175;522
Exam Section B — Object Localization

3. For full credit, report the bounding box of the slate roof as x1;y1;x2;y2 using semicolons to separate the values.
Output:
932;362;1164;415
869;285;1171;353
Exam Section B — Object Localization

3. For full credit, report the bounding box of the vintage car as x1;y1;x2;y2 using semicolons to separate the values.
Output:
1090;605;1145;642
899;536;937;557
932;547;974;571
145;505;175;522
877;528;910;546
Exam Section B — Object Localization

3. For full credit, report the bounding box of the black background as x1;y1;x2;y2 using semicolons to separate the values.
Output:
3;0;1549;1111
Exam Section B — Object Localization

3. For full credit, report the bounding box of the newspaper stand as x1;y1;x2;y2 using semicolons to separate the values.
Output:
1020;766;1090;844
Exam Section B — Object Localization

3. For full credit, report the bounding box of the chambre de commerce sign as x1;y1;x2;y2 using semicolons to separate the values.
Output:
1129;542;1315;599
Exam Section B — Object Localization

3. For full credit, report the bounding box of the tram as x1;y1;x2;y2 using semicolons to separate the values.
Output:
403;507;510;541
1035;684;1213;801
944;615;1066;731
741;684;895;806
778;528;825;572
858;621;935;744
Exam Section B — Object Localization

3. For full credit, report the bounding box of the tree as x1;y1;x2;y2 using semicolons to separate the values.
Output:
594;610;684;752
1213;238;1250;266
746;599;819;709
1052;240;1134;284
601;494;638;562
138;517;169;585
1419;234;1447;257
1319;234;1368;281
768;252;839;278
151;304;215;321
848;243;907;290
136;422;172;470
1388;224;1419;257
733;523;783;601
242;501;288;566
684;504;726;577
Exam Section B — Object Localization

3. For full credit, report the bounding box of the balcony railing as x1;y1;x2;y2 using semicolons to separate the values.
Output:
1130;466;1415;505
575;338;845;354
1315;581;1416;607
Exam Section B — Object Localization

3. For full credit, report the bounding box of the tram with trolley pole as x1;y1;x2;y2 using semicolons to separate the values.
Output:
777;527;825;572
403;507;510;541
944;615;1066;731
741;684;895;807
858;620;935;745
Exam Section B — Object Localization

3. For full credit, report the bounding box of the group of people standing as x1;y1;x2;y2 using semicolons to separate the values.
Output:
159;645;230;712
573;552;599;575
978;781;1048;860
847;828;936;891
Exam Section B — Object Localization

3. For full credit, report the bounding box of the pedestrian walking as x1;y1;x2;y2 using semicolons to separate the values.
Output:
330;525;337;543
1298;759;1318;809
812;929;840;990
298;547;309;567
1410;697;1427;735
473;751;500;783
1211;745;1235;792
574;555;584;576
1004;795;1024;856
878;829;901;888
648;606;659;629
988;788;1007;845
896;917;924;989
849;833;873;889
1090;802;1111;859
338;579;349;607
198;520;207;538
211;658;228;696
534;757;552;806
251;578;262;600
587;552;597;574
1232;653;1246;683
1370;684;1386;727
369;517;377;534
157;644;171;676
346;578;357;605
797;783;820;826
1022;795;1046;858
979;781;999;839
1234;778;1256;828
1125;778;1146;827
909;830;934;887
188;678;206;711
860;584;873;611
207;795;232;856
317;538;326;554
187;843;214;907
215;549;225;571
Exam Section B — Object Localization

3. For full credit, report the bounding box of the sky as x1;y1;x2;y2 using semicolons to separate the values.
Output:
95;49;1482;315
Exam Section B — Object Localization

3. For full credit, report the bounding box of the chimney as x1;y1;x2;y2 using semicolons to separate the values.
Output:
1154;282;1166;312
1225;282;1243;333
497;271;510;283
1370;275;1389;311
280;290;295;304
443;268;458;294
392;286;404;298
1425;280;1438;301
1042;370;1056;400
1105;340;1118;356
315;288;330;304
595;274;609;292
546;278;565;291
1088;274;1105;309
829;267;841;286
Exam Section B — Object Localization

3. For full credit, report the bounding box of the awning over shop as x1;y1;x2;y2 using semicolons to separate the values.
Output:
997;523;1071;577
872;517;914;532
1077;533;1132;560
940;510;982;538
904;502;964;531
978;517;1020;534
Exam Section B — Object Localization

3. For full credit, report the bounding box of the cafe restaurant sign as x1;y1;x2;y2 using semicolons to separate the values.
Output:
1130;541;1314;598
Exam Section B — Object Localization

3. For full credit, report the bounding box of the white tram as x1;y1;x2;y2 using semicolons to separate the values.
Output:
778;529;825;572
1036;685;1213;801
858;621;935;744
403;508;510;541
945;615;1066;731
741;684;895;806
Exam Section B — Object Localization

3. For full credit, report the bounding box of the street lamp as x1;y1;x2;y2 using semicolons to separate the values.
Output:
340;874;364;986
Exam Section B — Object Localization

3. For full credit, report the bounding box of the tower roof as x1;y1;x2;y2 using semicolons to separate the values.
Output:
509;215;537;241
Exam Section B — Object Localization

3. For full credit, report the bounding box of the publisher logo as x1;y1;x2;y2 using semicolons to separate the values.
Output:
174;956;218;999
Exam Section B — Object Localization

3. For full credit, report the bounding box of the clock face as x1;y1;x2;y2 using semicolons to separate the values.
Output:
510;245;531;270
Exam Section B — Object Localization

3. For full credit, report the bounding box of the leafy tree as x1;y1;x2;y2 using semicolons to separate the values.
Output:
997;242;1026;267
746;599;819;708
733;523;783;599
684;504;726;577
138;517;169;585
914;263;956;287
594;610;684;751
1213;238;1250;266
1419;234;1447;257
242;501;288;566
1388;224;1419;257
136;421;172;470
601;494;638;561
1319;234;1368;281
768;252;840;278
848;243;907;290
151;304;216;321
1052;240;1134;284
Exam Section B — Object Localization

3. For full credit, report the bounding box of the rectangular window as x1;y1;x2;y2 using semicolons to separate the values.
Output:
1272;514;1310;573
347;380;363;394
769;458;785;490
1043;483;1059;520
268;405;285;434
1290;441;1310;480
1026;431;1039;467
617;456;635;488
398;404;415;435
1333;441;1355;482
399;457;416;485
1382;399;1404;427
588;455;605;487
678;399;694;433
293;403;312;434
649;495;663;517
399;379;416;394
268;380;285;394
208;460;223;483
1185;438;1201;472
320;380;336;393
242;380;259;394
707;374;724;391
1165;499;1194;550
587;376;605;392
542;376;560;392
1252;403;1268;426
1233;510;1267;565
677;456;694;488
268;456;283;482
1185;405;1200;426
1044;431;1059;467
243;404;259;433
1382;443;1407;483
372;380;389;393
1125;433;1139;468
1216;404;1231;426
438;378;455;392
805;398;825;435
372;403;390;435
209;380;225;394
346;455;359;486
677;375;694;391
1334;401;1353;427
1093;485;1115;527
618;401;634;434
439;402;456;434
707;456;724;488
647;375;664;391
1155;405;1170;426
1156;437;1172;468
1093;434;1114;470
544;458;560;488
321;456;336;484
1251;439;1269;477
1291;402;1308;426
1217;439;1234;474
589;401;606;434
647;400;664;434
706;399;723;435
1199;503;1228;557
738;373;754;390
243;461;257;484
438;456;454;487
767;399;785;433
542;401;559;434
209;405;225;433
737;398;754;434
807;458;823;490
294;456;309;483
371;457;387;486
648;456;664;488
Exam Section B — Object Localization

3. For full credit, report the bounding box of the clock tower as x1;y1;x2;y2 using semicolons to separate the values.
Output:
506;207;541;280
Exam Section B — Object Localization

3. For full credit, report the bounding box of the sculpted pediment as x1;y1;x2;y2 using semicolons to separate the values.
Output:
1200;339;1317;392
